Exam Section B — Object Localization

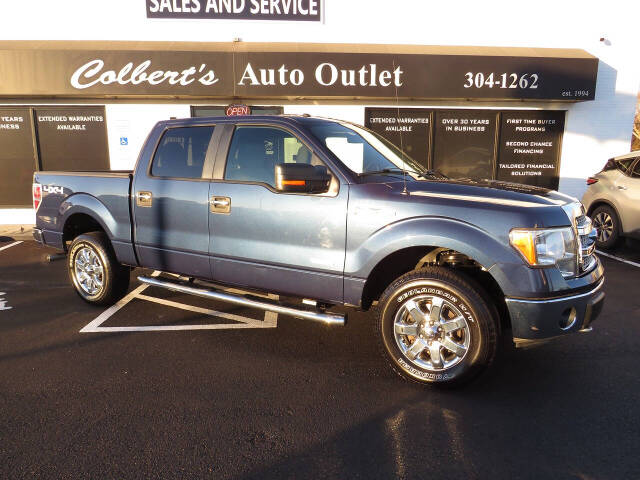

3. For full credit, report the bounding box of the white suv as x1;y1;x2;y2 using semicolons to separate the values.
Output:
581;151;640;249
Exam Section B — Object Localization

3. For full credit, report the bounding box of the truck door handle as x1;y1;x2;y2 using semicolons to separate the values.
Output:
617;185;628;190
210;196;231;214
136;191;153;207
211;198;229;207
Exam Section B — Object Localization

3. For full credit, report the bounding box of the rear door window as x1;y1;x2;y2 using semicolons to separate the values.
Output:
151;126;214;179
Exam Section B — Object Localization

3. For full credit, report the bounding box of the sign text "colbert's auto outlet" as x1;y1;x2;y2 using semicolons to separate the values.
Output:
70;60;404;89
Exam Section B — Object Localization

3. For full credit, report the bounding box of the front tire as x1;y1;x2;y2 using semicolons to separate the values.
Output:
376;267;498;387
68;232;130;306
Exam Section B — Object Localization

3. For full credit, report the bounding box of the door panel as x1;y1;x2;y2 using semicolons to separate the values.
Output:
133;125;215;278
208;182;348;302
134;178;211;278
208;124;348;303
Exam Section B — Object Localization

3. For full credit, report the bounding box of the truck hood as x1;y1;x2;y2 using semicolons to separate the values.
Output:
370;176;577;208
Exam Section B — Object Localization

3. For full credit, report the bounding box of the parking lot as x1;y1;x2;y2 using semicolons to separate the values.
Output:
1;237;639;479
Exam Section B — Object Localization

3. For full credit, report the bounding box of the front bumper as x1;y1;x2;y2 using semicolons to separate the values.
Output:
506;277;605;342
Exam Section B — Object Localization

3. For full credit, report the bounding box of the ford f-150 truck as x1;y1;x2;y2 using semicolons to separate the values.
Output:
33;115;605;386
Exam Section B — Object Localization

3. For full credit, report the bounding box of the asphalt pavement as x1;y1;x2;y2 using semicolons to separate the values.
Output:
1;239;639;479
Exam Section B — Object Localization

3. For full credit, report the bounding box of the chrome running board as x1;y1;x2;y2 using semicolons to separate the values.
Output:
137;276;345;326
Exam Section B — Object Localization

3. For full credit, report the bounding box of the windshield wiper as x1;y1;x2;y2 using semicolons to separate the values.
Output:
359;168;420;176
420;169;449;179
359;168;448;179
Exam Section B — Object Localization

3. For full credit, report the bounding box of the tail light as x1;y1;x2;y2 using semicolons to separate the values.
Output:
586;177;598;185
32;183;42;211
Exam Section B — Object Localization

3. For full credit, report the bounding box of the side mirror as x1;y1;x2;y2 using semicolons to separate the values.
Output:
275;163;331;194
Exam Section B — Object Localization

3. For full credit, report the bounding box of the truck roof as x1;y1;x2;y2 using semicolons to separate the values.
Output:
156;114;349;130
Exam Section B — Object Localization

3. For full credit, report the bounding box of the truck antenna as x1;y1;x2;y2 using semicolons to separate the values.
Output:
394;60;409;195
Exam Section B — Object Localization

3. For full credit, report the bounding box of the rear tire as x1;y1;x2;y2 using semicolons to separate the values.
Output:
376;266;498;387
68;232;130;306
592;205;621;249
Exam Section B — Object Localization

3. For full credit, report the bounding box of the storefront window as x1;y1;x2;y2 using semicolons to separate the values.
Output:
365;108;565;190
35;106;109;172
496;111;565;189
364;108;431;168
0;107;37;207
432;110;497;180
0;105;110;207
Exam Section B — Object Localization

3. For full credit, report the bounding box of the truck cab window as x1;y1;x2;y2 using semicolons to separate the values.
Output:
224;126;318;187
151;126;214;179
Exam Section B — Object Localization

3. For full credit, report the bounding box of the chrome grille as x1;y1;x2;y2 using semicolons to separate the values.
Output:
576;214;597;273
562;202;598;276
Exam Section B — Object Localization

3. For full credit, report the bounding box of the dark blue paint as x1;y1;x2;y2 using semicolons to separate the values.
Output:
34;115;605;341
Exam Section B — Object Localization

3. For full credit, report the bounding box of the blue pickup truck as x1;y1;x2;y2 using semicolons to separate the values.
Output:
33;115;605;385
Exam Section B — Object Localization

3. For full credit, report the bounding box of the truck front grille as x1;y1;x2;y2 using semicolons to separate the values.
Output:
576;214;597;273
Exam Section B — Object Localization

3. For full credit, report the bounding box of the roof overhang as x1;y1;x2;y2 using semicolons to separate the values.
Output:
0;41;599;102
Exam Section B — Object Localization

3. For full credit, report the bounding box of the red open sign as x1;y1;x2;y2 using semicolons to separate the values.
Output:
225;104;251;116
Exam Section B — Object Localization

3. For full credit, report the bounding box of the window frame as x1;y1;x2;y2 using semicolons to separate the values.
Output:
148;124;218;182
215;123;339;196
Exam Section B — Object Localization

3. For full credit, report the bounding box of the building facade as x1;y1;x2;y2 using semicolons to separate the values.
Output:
1;0;638;225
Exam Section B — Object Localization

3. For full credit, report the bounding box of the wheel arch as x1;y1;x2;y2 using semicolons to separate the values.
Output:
62;213;106;249
359;244;511;332
60;193;128;250
587;199;625;234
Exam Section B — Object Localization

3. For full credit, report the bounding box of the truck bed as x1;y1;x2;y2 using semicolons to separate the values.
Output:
33;170;134;260
35;170;133;177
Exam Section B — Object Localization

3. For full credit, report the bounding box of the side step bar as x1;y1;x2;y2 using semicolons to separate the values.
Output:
137;276;346;326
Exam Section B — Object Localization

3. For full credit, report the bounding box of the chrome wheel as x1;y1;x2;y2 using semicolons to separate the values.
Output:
593;212;613;243
393;294;470;371
74;246;104;296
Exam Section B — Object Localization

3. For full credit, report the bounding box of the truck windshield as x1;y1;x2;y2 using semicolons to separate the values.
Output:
309;121;429;178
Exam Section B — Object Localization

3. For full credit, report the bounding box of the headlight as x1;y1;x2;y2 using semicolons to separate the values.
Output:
509;227;577;278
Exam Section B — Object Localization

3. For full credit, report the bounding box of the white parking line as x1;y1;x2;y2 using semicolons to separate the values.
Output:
596;250;640;268
0;292;12;311
80;271;278;333
136;294;276;328
80;285;151;332
0;241;23;252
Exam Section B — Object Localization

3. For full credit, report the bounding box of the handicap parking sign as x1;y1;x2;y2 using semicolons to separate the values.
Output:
120;137;128;146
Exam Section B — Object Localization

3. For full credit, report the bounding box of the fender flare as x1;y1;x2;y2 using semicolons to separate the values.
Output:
59;193;129;243
346;216;523;293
